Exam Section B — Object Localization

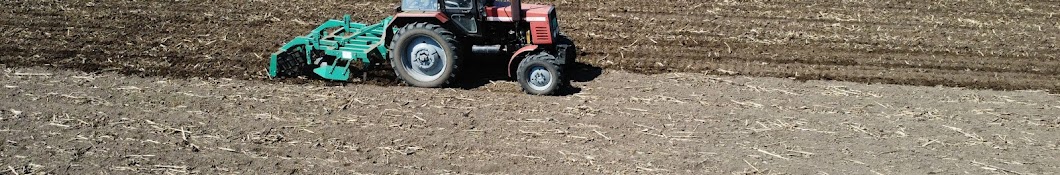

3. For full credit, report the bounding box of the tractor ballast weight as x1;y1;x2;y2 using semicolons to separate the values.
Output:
269;0;577;95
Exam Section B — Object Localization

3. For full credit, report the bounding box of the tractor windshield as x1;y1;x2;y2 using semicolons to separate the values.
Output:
402;0;439;11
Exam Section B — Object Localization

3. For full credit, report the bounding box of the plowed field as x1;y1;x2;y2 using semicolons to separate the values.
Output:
2;0;1059;91
2;0;1059;174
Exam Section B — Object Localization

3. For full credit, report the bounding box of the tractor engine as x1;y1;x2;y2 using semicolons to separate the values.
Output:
483;1;559;45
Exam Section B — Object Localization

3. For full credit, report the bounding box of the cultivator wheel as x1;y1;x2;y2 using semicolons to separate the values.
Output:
517;52;566;95
389;22;461;88
275;45;312;77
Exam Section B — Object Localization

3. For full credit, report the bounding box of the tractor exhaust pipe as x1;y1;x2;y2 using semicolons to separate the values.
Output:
472;45;503;54
511;0;521;22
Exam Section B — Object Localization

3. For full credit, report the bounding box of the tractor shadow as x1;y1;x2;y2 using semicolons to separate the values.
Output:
455;56;602;96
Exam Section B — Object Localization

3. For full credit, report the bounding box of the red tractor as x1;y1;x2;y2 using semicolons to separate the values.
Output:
269;0;577;95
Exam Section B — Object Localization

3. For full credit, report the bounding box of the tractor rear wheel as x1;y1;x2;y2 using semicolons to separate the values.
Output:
517;52;566;95
275;45;312;77
389;23;461;88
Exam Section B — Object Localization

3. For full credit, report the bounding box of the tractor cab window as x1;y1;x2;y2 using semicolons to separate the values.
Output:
443;0;472;9
401;0;439;11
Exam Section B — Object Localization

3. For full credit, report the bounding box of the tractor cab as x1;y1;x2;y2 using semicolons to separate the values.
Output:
394;0;558;43
399;0;486;34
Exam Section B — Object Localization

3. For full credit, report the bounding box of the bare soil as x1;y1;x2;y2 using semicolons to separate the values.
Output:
2;0;1059;91
2;0;1060;174
2;67;1059;174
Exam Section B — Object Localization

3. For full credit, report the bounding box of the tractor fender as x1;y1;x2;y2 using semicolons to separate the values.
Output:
384;13;451;49
394;12;450;23
507;45;540;77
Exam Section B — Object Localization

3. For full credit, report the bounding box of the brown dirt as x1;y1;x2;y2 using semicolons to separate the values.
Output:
2;67;1059;174
560;0;1060;92
2;0;1060;174
2;0;1059;91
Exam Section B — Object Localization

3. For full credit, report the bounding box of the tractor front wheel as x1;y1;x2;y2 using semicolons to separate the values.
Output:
389;23;461;88
517;52;566;95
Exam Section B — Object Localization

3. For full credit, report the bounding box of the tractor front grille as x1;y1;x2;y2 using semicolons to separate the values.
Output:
533;25;550;42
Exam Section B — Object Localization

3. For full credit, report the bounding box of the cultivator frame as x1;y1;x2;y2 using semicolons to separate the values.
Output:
268;15;392;81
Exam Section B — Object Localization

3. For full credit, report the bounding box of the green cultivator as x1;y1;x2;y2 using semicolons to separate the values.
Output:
269;15;392;81
269;0;578;95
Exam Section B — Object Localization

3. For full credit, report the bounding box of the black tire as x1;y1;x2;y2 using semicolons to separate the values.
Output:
517;52;566;95
555;32;578;66
275;45;312;77
388;22;461;88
